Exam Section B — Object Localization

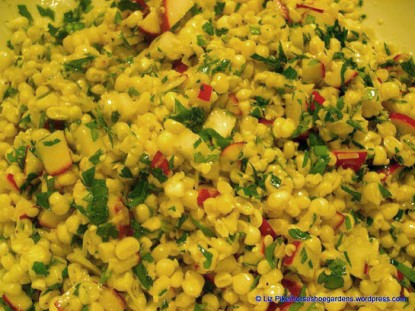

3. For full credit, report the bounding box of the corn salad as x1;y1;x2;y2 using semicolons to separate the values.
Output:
0;0;415;310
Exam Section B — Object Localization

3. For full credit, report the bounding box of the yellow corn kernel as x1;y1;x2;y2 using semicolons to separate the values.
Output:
98;242;116;263
267;190;291;213
222;288;239;305
182;270;204;297
232;273;254;295
214;271;233;288
115;237;140;260
156;258;177;277
49;192;70;216
272;117;296;138
56;223;72;245
380;81;400;100
175;293;195;308
244;225;261;245
142;217;161;231
170;270;184;288
257;259;272;275
402;221;415;238
406;243;415;258
2;254;15;270
151;244;171;262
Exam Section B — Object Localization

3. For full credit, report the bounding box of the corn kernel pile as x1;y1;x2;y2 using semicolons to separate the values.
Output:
0;0;415;310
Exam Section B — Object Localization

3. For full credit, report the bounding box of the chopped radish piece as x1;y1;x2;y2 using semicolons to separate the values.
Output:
138;9;161;37
161;0;194;32
36;131;72;176
98;287;127;311
135;0;149;11
390;112;415;136
24;147;43;177
221;142;245;162
258;118;275;126
197;187;219;206
118;224;132;239
312;91;325;105
204;109;236;138
378;163;404;181
333;150;367;172
227;94;242;116
308;90;325;111
6;173;19;191
281;278;302;297
173;60;188;73
397;270;404;282
259;219;277;239
326;212;345;230
302;59;325;84
296;3;324;13
150;151;170;176
282;241;301;266
275;0;291;22
364;263;370;276
266;302;278;311
197;83;213;102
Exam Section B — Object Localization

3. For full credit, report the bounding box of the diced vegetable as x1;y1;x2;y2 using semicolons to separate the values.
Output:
333;150;367;172
197;83;213;102
197;187;219;206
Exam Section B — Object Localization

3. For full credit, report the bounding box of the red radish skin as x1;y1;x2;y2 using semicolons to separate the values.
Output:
275;0;291;22
44;120;65;131
267;302;278;311
54;300;65;311
321;63;326;78
150;151;170;176
161;0;194;32
221;142;245;162
282;241;301;266
308;90;325;111
312;91;325;105
333;150;367;172
135;0;149;11
296;3;324;13
161;0;170;32
332;212;345;230
345;71;358;85
118;224;132;239
2;295;20;311
6;174;19;191
49;163;72;177
203;273;215;284
198;83;213;102
390;112;415;135
281;279;302;297
278;278;303;310
397;270;404;282
378;163;404;181
258;118;275;126
364;263;370;276
172;60;188;73
228;94;243;115
19;214;30;220
138;9;162;37
138;27;160;38
197;188;219;206
259;219;277;239
229;93;239;105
